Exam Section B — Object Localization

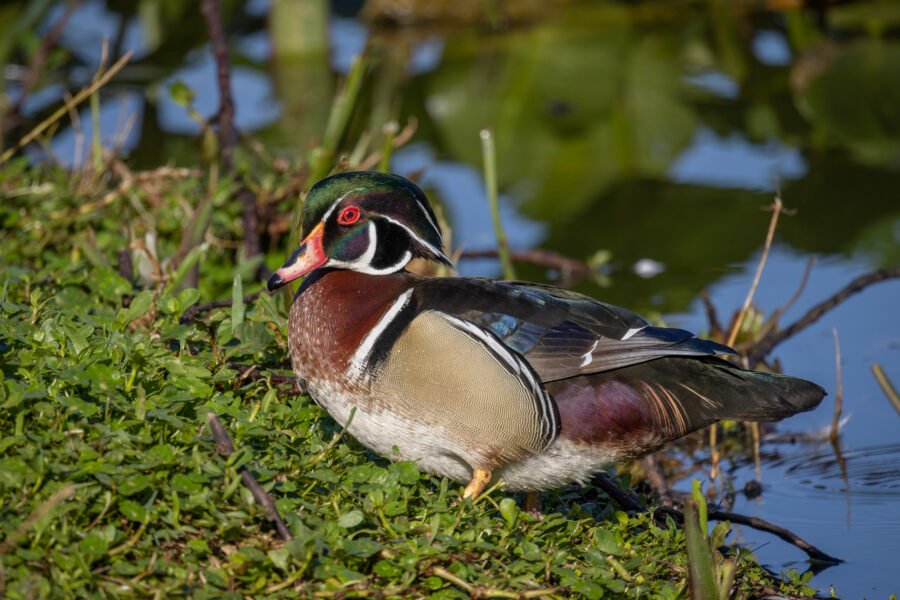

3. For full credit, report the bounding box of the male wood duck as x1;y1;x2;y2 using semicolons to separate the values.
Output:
267;172;825;500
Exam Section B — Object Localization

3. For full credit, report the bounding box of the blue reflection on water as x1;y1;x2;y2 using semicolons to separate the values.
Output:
673;247;900;594
42;92;143;167
669;127;807;190
392;143;545;277
53;0;148;66
331;17;368;72
753;30;793;66
685;70;740;98
158;49;280;135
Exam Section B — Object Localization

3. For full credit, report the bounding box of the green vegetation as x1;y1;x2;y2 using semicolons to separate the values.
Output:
0;158;818;598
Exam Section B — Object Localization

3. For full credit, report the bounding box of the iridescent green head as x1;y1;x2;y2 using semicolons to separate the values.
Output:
268;172;452;290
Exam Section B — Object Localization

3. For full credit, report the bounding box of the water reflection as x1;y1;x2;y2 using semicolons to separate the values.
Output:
777;442;900;496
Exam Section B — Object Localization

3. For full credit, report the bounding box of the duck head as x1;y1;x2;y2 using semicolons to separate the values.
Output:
267;172;452;291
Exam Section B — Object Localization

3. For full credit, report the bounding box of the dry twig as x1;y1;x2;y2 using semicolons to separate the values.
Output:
206;413;292;541
199;0;266;276
872;364;900;414
460;248;591;279
199;0;237;165
0;51;133;165
5;0;83;133
592;473;841;564
737;256;816;352
709;194;783;479
179;291;262;323
830;329;843;444
747;267;900;364
726;195;783;348
430;566;560;598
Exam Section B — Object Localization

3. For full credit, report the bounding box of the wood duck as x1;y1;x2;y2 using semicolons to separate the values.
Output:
267;172;825;500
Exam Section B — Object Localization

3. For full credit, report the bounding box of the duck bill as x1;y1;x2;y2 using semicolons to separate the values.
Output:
267;223;327;291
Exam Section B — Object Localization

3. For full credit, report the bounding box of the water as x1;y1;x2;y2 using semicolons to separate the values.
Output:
8;0;900;595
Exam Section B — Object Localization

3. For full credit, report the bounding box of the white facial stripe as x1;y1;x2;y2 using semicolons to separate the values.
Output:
319;188;363;226
412;197;441;241
359;221;378;265
326;221;413;275
349;289;414;379
326;253;412;275
379;215;449;262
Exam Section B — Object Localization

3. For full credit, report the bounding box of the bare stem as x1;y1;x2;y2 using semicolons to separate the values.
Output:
199;0;238;167
460;248;589;277
480;129;516;280
5;0;82;133
206;413;292;541
726;195;782;348
872;364;900;414
592;473;841;564
748;267;900;364
830;329;843;444
179;291;261;323
0;51;133;165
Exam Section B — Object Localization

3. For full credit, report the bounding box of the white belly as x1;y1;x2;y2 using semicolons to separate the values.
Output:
309;382;618;492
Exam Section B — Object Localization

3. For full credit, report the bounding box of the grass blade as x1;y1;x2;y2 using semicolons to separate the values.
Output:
232;271;245;331
684;497;719;600
480;128;515;280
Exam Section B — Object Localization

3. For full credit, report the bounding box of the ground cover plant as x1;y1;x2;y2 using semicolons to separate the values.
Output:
0;156;823;598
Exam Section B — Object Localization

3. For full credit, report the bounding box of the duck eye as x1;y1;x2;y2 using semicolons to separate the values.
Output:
337;206;361;226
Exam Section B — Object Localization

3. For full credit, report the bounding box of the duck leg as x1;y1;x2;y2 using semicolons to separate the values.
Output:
524;491;542;516
462;468;492;499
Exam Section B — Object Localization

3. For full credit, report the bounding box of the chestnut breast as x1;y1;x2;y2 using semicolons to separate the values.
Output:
287;270;416;385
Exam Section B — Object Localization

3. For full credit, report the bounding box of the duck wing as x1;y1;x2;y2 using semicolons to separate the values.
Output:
410;277;734;383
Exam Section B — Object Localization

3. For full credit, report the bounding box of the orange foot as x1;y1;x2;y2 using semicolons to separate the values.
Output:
462;468;492;500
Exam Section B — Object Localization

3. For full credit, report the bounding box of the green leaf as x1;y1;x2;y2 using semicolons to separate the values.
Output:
165;243;208;295
62;322;91;356
160;293;180;314
593;527;623;556
232;273;244;331
268;547;290;571
684;498;719;600
94;268;133;298
169;80;196;107
178;288;200;310
343;537;381;558
691;479;708;534
120;290;154;326
389;461;419;486
79;532;110;559
373;559;402;578
171;473;203;495
119;474;150;496
119;499;148;522
188;539;210;555
499;497;518;528
337;510;364;528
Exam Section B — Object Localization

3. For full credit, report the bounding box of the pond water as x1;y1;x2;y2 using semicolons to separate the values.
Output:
10;0;900;595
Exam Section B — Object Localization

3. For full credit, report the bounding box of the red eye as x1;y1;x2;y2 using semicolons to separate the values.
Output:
337;206;361;225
